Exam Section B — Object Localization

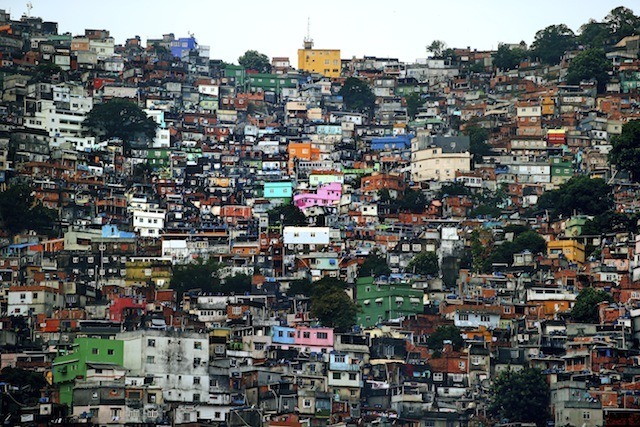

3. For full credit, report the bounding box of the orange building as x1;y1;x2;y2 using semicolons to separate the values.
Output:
287;142;321;174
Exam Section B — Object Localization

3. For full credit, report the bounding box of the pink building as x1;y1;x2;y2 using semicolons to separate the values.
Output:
293;326;334;353
293;182;342;210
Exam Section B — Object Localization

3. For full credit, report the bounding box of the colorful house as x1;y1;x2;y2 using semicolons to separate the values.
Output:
356;277;424;328
263;181;293;202
294;182;342;211
297;39;341;78
52;337;124;406
547;239;586;265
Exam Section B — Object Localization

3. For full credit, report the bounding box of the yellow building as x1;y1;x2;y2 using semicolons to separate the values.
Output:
547;239;586;265
297;39;341;78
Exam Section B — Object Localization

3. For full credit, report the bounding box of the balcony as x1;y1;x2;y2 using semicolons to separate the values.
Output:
329;363;360;372
391;391;423;403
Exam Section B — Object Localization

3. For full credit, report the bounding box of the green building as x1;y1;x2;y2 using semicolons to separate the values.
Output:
550;157;573;186
620;71;640;93
224;64;247;87
52;337;124;407
147;148;171;171
356;276;424;328
247;73;298;94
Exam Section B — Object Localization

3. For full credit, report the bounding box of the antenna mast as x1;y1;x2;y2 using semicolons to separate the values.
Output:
303;17;313;49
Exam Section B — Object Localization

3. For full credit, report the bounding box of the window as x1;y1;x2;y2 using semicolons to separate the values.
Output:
334;355;346;363
332;372;341;380
480;315;490;322
146;356;155;364
91;348;99;355
303;399;312;408
194;341;202;350
111;408;120;421
459;313;469;321
107;349;114;355
193;376;200;385
148;339;156;347
459;361;466;369
349;373;357;381
303;332;311;339
317;332;328;339
194;357;201;365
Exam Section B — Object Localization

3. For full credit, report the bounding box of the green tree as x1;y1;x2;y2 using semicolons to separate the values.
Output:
610;120;640;181
310;278;358;332
493;44;527;70
566;48;611;92
464;124;493;161
605;6;640;40
578;19;612;48
220;273;252;294
171;258;220;299
531;24;576;65
267;203;307;227
360;251;391;278
437;182;471;199
31;63;64;83
398;187;428;213
582;210;638;236
0;183;57;236
407;251;438;276
238;49;271;73
427;40;447;58
489;367;550;427
536;176;612;218
84;99;158;152
571;287;614;323
426;325;464;352
286;278;312;297
404;92;423;120
483;229;546;272
0;367;47;415
339;77;376;116
470;228;492;273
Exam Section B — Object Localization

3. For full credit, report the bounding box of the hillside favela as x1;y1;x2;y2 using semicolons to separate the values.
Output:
3;4;640;427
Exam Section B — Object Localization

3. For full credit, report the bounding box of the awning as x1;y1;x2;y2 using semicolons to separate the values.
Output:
410;297;422;304
395;297;404;303
375;298;384;303
363;299;371;305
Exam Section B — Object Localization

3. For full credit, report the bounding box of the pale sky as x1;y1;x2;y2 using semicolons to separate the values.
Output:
3;1;639;64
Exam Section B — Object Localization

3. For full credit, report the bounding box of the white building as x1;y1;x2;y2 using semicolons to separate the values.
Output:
118;330;210;420
133;208;166;237
7;285;65;317
411;134;472;183
24;93;96;151
283;226;331;246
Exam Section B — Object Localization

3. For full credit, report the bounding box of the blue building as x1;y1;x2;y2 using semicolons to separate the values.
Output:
272;326;296;345
170;36;198;59
370;134;413;151
263;181;293;201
